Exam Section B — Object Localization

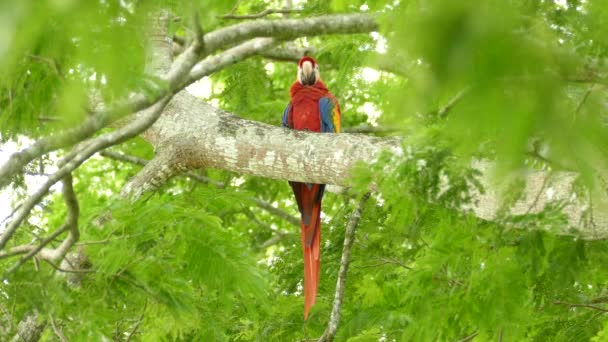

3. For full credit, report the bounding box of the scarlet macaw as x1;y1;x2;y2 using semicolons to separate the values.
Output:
282;56;342;319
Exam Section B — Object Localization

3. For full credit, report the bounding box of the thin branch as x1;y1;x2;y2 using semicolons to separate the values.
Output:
590;296;608;304
260;46;409;77
361;256;412;270
437;88;469;119
251;197;300;226
247;209;294;249
49;314;68;342
0;96;172;253
0;12;203;191
229;0;245;14
43;259;94;274
100;150;225;188
4;174;80;275
525;171;552;215
342;125;400;134
553;300;608;313
187;38;277;85
203;14;377;56
318;193;370;342
125;300;147;342
100;150;300;227
219;7;302;20
564;74;608;86
574;83;595;115
27;54;63;78
258;234;290;249
454;331;478;342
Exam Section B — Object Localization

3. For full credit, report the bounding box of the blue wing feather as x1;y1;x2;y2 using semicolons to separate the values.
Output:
319;97;341;133
282;103;292;128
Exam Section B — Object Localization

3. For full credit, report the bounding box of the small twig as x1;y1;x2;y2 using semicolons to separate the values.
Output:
172;34;185;46
219;7;302;20
454;331;478;342
361;256;412;270
27;54;63;78
38;116;63;123
251;197;300;226
554;300;608;313
49;314;68;342
229;0;245;14
100;150;300;226
437;88;469;119
258;234;290;249
574;83;594;115
590;296;608;304
343;125;400;134
5;174;80;275
525;172;552;215
0;95;171;253
318;193;370;342
125;300;147;342
192;12;205;55
100;150;225;188
43;259;94;274
0;204;21;226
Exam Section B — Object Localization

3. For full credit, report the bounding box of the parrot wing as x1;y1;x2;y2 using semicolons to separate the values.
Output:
319;96;341;133
282;102;293;128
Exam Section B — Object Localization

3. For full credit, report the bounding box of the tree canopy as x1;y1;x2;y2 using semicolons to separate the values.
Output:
1;0;608;341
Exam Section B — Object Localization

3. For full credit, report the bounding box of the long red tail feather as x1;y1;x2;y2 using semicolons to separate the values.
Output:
302;201;321;319
290;182;324;319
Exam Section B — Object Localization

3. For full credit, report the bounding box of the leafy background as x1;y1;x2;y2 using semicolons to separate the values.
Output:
1;0;608;340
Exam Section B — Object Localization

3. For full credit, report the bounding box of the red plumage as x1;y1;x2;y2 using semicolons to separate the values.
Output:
288;79;332;319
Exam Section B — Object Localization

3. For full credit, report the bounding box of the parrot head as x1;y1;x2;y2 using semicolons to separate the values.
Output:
297;56;320;86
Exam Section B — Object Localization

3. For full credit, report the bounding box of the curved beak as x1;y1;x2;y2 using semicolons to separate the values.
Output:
300;61;316;85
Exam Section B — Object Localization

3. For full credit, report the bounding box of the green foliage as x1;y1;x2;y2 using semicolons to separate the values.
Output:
1;0;608;341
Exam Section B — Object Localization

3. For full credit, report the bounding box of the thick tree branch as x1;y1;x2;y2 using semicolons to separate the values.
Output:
318;193;370;342
121;92;402;198
0;13;378;195
9;313;45;342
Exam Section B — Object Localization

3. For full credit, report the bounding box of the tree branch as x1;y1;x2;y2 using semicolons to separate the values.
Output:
219;7;302;20
454;331;479;342
48;314;68;342
318;193;370;342
100;150;300;227
9;313;45;342
436;88;469;119
0;13;378;194
0;96;172;253
342;125;400;134
260;45;409;77
187;38;278;85
4;173;79;275
553;300;608;313
203;14;377;55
